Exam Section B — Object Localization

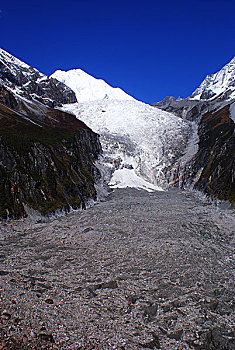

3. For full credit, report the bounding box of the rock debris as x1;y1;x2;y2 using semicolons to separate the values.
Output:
0;188;234;349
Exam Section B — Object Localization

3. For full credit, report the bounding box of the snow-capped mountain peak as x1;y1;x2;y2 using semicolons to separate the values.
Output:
50;68;135;102
190;56;235;100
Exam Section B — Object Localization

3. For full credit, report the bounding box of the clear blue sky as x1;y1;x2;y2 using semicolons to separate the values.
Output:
1;0;234;103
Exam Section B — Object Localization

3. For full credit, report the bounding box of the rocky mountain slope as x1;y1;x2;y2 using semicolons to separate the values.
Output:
0;48;77;107
152;57;235;121
0;51;101;219
153;57;235;203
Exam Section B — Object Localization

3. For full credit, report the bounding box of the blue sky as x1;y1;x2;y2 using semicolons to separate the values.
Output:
1;0;234;103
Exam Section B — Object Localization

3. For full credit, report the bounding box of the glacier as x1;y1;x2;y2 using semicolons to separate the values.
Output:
59;97;198;191
51;68;199;192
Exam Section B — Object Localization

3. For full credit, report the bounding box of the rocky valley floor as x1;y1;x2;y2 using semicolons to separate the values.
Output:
0;188;234;349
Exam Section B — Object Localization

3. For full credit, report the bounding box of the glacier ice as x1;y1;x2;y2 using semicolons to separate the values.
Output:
52;67;199;191
60;98;198;191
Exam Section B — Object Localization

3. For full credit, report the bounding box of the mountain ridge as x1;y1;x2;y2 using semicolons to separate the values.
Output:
190;56;235;100
0;48;77;108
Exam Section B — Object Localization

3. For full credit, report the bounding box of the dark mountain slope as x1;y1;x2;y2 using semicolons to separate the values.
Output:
0;85;101;219
175;105;234;202
194;105;234;201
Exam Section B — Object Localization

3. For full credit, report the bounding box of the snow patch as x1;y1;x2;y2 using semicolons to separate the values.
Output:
109;168;163;192
229;102;235;123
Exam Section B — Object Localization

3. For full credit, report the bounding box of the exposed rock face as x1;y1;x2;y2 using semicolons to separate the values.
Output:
168;104;234;202
152;91;233;123
0;48;77;107
152;59;235;204
152;96;207;123
0;85;101;219
190;105;234;202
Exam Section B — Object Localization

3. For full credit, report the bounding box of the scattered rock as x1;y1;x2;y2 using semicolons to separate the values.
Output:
206;300;219;311
126;295;139;304
0;271;9;276
0;189;234;349
30;330;37;338
38;333;55;343
37;283;52;290
187;327;234;350
167;329;183;341
83;227;94;233
143;304;158;318
139;332;160;349
87;287;98;298
162;303;172;313
1;310;11;320
45;298;54;304
93;280;118;290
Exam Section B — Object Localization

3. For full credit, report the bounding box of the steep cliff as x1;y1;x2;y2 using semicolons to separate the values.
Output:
168;104;234;202
0;85;101;219
190;105;234;202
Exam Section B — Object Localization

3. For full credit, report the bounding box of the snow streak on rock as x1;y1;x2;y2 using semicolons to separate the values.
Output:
0;48;77;107
190;56;235;100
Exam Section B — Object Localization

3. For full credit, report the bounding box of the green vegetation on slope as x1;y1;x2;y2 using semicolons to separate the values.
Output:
0;101;101;219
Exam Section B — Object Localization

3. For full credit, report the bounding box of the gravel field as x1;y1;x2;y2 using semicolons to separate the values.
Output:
0;188;234;349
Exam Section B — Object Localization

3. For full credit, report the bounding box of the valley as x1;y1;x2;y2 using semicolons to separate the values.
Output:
0;49;234;349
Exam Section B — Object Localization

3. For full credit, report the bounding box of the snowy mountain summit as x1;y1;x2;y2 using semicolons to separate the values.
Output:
51;69;135;102
190;56;235;100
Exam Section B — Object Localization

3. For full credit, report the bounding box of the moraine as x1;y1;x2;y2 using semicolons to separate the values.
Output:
0;188;234;349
